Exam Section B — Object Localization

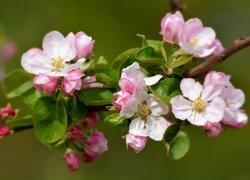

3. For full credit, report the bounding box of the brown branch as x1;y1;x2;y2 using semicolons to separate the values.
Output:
169;0;187;12
185;36;250;78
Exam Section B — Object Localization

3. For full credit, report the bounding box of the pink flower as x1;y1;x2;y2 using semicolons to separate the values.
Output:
83;113;99;128
34;74;58;93
64;149;81;171
21;31;84;77
0;126;10;137
82;153;96;163
220;86;248;128
75;32;95;58
126;133;147;153
62;69;84;96
205;39;224;59
179;18;217;58
2;106;16;117
113;62;162;117
82;76;103;89
204;71;230;88
160;11;185;43
204;122;222;137
69;125;83;141
171;78;224;126
83;131;108;162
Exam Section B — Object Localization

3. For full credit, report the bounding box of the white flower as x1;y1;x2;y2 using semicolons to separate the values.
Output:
21;31;84;77
171;78;224;126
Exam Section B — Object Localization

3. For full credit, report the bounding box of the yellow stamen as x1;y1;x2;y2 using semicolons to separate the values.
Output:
192;98;205;113
52;57;65;72
190;38;198;46
138;103;151;119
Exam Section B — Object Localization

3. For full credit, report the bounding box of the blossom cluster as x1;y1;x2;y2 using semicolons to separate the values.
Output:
64;113;108;171
0;105;16;137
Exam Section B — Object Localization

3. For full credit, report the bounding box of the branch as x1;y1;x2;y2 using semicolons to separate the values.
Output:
185;36;250;78
169;0;187;12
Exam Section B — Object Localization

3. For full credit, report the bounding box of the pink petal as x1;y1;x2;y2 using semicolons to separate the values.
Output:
170;95;192;120
204;97;224;123
129;118;148;137
146;95;168;116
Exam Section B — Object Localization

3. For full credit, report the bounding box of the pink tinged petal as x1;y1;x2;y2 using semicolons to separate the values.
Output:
146;116;170;141
146;95;168;116
204;122;222;137
64;150;81;171
204;71;230;87
193;45;216;58
83;113;99;128
119;78;135;94
75;31;95;58
205;39;224;59
113;91;131;111
201;85;224;102
221;86;245;110
180;78;203;101
222;109;248;128
21;48;52;75
170;95;192;120
187;111;207;126
129;118;148;137
42;31;76;61
61;58;85;76
65;69;84;81
121;62;145;85
33;74;58;93
144;75;163;86
82;83;103;89
126;133;147;153
83;76;96;83
204;97;224;123
194;27;216;47
0;126;10;137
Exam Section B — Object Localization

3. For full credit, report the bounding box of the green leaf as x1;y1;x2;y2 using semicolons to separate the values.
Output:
150;78;181;103
161;42;177;63
3;69;33;98
104;113;128;134
77;88;114;106
33;97;67;144
169;55;193;68
145;40;162;53
164;123;180;145
22;88;43;107
6;115;33;129
136;47;155;60
96;73;118;87
168;131;190;160
66;97;87;123
112;48;141;70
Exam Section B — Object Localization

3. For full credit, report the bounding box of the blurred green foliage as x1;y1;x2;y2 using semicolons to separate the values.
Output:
0;0;250;180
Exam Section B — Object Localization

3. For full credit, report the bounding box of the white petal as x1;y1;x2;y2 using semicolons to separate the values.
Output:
201;85;223;102
187;112;207;126
204;97;224;123
21;48;52;74
144;75;162;86
180;78;203;101
129;118;148;137
195;27;216;47
170;95;192;120
146;95;168;116
146;116;169;141
60;58;85;76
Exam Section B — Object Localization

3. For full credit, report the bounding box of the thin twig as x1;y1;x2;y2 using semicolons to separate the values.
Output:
169;0;187;12
185;36;250;78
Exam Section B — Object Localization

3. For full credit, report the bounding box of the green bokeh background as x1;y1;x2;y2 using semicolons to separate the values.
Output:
0;0;250;179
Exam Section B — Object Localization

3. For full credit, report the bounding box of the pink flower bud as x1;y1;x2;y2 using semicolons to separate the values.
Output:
0;41;18;60
0;126;10;137
75;32;95;58
204;71;230;88
82;76;103;89
204;122;222;137
2;106;16;117
222;110;248;129
161;11;185;43
69;125;83;141
84;131;108;161
83;113;99;128
126;133;147;153
113;91;131;110
34;74;58;93
82;153;96;163
62;70;84;96
64;150;81;171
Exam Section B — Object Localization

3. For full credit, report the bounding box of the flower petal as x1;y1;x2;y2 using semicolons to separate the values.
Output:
146;95;168;116
187;111;207;126
129;118;148;137
144;75;162;86
170;95;192;120
204;97;224;123
180;78;203;101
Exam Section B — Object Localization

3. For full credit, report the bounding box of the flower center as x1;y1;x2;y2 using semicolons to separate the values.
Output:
190;38;198;46
52;57;65;72
138;103;151;119
192;98;205;113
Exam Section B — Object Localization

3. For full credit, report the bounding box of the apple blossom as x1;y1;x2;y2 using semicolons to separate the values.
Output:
34;74;58;93
160;11;185;43
61;69;84;96
64;149;81;171
82;76;103;89
21;31;84;77
204;122;222;137
205;39;224;59
75;32;95;58
171;78;225;126
83;113;99;128
69;125;83;141
2;106;16;117
179;18;217;58
126;133;147;153
0;126;10;137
